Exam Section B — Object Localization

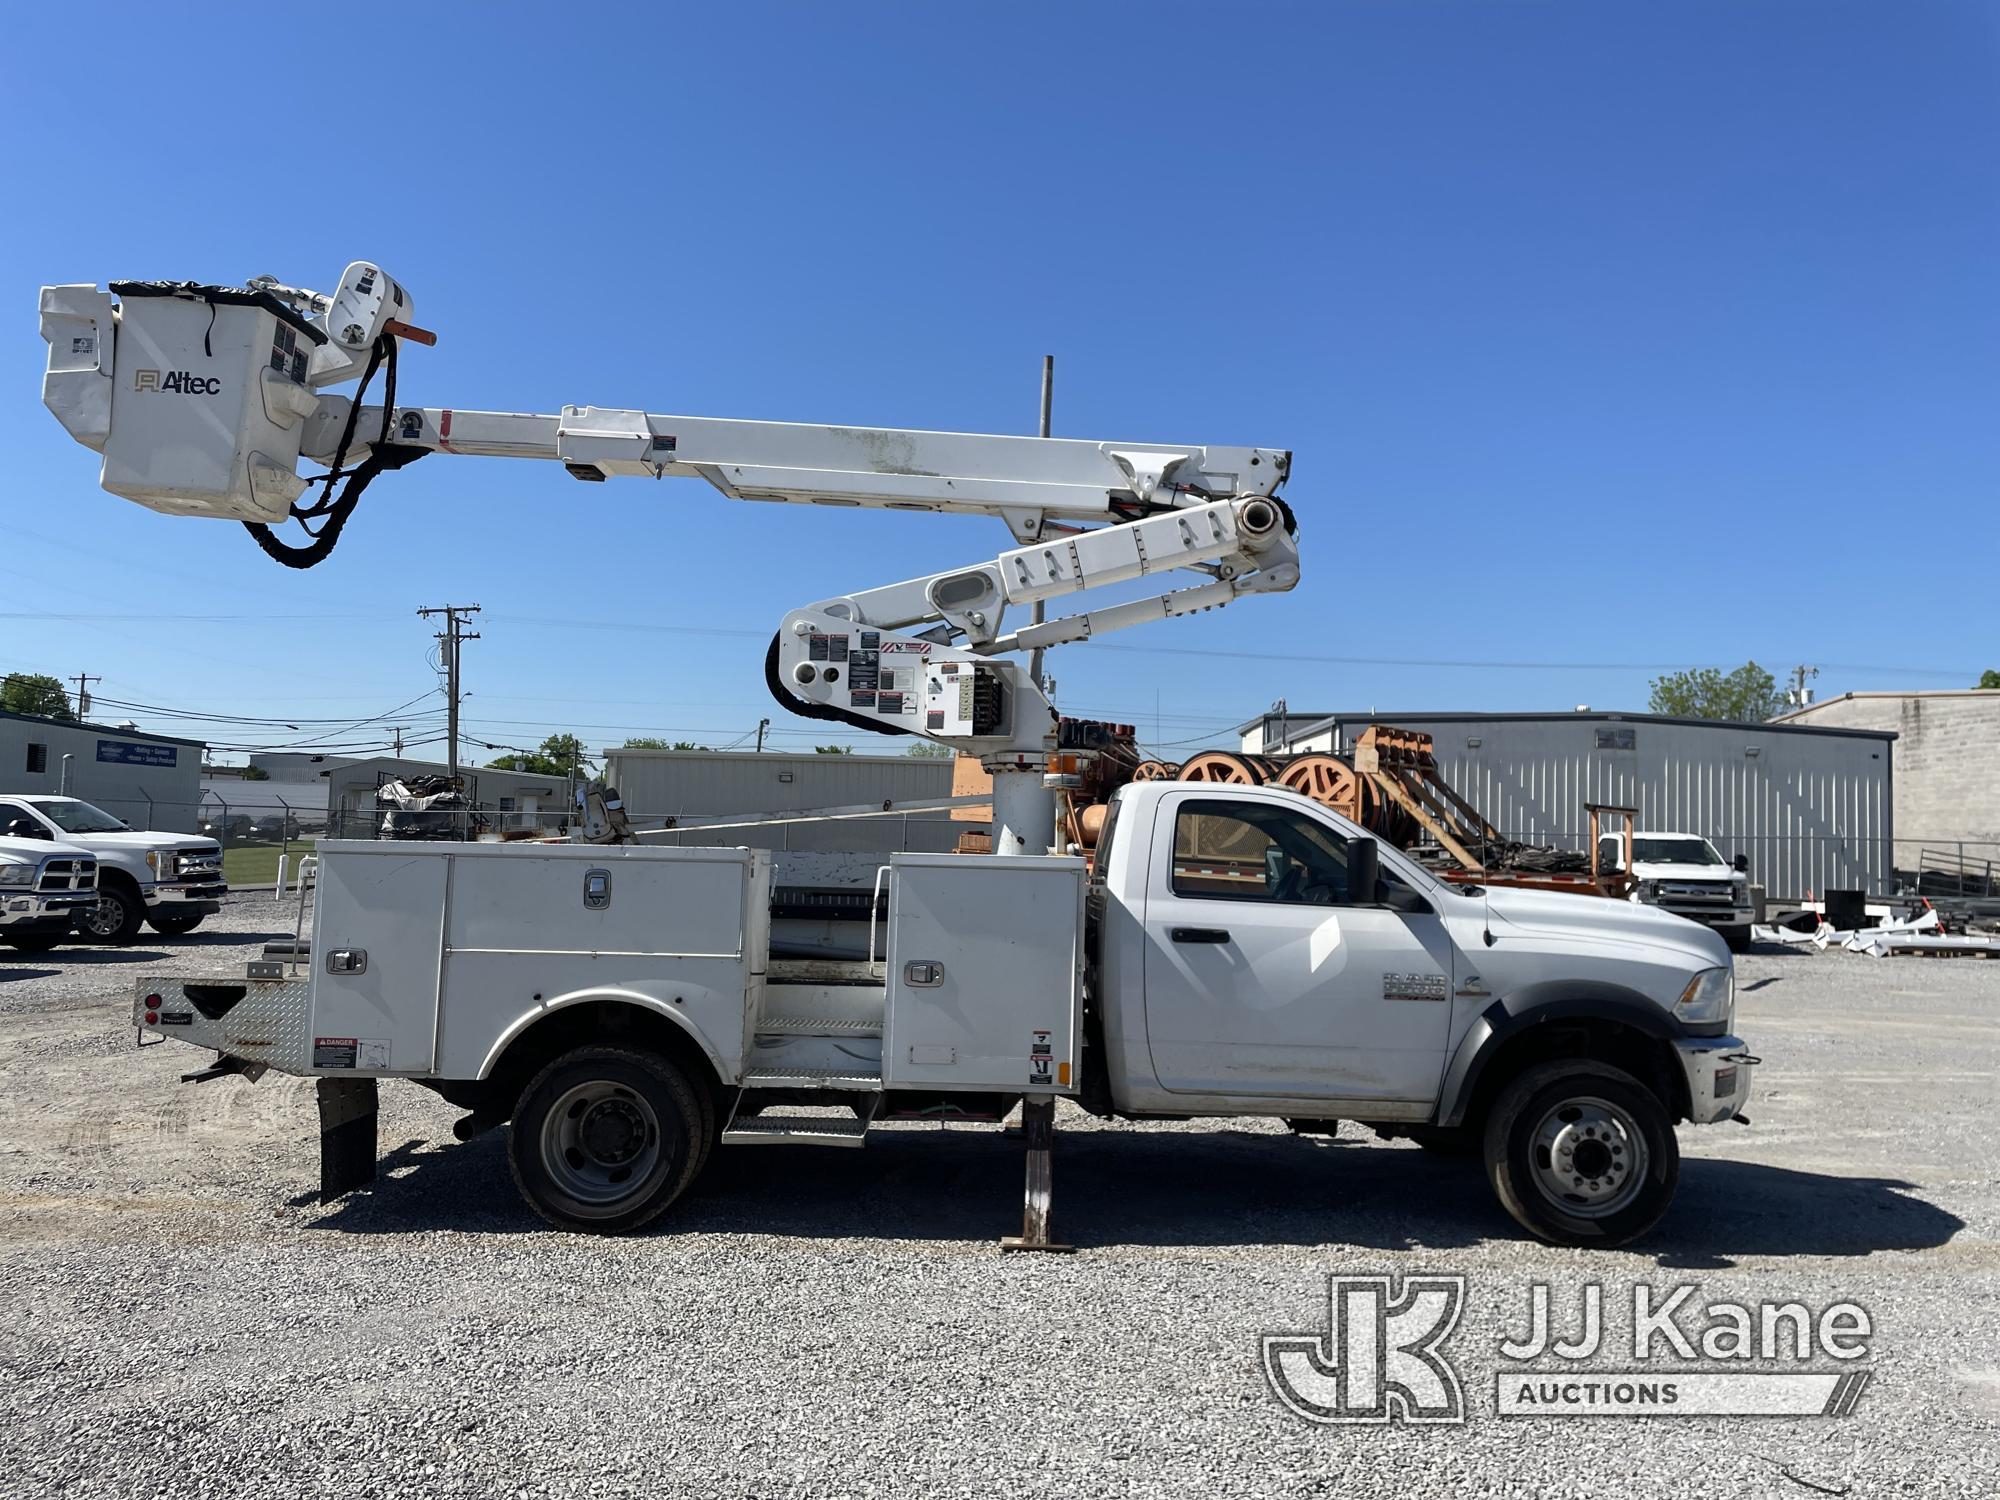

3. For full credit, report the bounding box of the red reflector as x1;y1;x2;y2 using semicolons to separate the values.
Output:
144;993;163;1007
144;1011;159;1025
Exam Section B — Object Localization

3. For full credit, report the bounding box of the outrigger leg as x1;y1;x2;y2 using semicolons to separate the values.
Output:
999;1095;1074;1253
317;1076;378;1202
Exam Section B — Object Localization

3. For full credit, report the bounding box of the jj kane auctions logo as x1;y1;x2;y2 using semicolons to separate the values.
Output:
1264;1275;1873;1423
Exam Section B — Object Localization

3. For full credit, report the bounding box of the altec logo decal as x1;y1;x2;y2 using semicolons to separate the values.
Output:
133;369;221;395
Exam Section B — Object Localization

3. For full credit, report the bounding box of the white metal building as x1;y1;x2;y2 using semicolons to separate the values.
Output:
1244;709;1895;901
601;749;956;853
0;709;206;832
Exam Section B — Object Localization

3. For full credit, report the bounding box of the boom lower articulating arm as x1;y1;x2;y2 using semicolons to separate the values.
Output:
40;263;1299;850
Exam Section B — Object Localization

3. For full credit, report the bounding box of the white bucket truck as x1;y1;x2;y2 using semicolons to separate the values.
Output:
42;264;1753;1247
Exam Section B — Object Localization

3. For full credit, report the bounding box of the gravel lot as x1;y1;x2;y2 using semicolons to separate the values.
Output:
2;894;1996;1498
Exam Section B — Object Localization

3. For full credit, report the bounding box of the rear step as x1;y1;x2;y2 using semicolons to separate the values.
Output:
752;1017;882;1037
739;1066;883;1090
722;1112;872;1147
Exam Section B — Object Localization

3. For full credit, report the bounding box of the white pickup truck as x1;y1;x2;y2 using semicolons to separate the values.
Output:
1599;830;1755;952
0;834;99;953
133;780;1751;1248
0;795;225;943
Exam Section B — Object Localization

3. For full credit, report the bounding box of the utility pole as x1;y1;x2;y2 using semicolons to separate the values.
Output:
417;604;481;780
755;717;770;753
391;726;405;757
1787;663;1819;709
1028;355;1053;695
68;672;99;719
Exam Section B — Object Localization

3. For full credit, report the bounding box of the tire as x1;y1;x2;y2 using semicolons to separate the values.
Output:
146;910;205;937
1482;1060;1679;1248
2;932;64;954
74;882;145;945
507;1046;706;1234
1720;925;1751;954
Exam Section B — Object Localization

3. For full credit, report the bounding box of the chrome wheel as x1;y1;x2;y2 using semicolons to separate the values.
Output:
537;1079;662;1215
1528;1095;1648;1218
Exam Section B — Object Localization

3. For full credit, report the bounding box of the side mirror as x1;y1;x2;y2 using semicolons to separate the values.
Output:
6;818;47;840
1732;853;1750;875
1348;836;1380;905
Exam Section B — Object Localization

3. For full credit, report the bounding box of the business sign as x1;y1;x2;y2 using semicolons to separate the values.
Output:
97;740;177;768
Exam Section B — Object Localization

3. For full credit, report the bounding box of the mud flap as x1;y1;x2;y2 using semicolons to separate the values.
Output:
316;1076;377;1202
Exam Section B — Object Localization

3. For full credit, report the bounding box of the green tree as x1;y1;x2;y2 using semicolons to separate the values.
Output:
1;673;74;720
813;744;852;755
487;734;590;777
621;737;707;750
239;764;271;781
905;742;953;758
1978;670;2000;690
1647;661;1788;722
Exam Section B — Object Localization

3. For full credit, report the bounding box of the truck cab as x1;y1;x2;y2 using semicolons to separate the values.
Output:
1598;830;1754;951
0;795;224;943
0;834;98;953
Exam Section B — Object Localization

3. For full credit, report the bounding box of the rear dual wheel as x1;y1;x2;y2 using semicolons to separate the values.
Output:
508;1046;707;1234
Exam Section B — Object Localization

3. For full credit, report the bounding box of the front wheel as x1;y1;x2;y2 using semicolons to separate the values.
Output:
146;910;205;937
75;884;145;944
507;1046;706;1234
1720;925;1752;953
1483;1060;1678;1248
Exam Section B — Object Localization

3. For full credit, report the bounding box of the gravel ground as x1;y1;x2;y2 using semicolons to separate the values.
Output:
2;895;1996;1497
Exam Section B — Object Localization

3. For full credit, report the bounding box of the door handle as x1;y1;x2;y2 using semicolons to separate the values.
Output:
1171;927;1231;945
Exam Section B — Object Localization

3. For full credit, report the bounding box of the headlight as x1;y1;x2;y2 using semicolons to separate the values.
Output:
0;864;33;887
146;851;163;875
1676;966;1734;1026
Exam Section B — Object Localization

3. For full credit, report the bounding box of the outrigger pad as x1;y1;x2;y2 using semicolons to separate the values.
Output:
316;1076;378;1203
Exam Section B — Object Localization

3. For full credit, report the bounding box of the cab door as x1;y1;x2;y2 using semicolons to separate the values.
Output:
1139;791;1453;1103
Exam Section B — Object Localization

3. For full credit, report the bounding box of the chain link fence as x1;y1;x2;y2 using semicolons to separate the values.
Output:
49;787;2000;905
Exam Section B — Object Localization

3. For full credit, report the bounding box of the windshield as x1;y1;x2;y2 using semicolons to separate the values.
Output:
1603;835;1724;868
27;799;132;834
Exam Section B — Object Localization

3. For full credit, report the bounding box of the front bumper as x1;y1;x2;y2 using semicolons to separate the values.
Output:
1676;1032;1756;1125
1;891;99;929
1661;903;1754;930
147;878;226;910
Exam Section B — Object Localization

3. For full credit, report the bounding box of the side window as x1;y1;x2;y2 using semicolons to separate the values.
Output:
25;744;48;774
1171;798;1358;905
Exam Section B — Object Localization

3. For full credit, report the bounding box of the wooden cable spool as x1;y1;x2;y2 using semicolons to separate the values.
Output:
1130;760;1181;781
1274;753;1367;823
1176;751;1273;786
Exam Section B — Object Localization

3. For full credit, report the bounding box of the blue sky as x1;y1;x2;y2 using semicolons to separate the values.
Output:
3;1;1995;764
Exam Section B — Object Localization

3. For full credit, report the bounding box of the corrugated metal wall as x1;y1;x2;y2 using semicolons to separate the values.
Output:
1287;715;1893;900
601;750;957;853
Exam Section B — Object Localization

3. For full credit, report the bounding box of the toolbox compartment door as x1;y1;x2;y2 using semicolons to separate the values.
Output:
309;846;449;1074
